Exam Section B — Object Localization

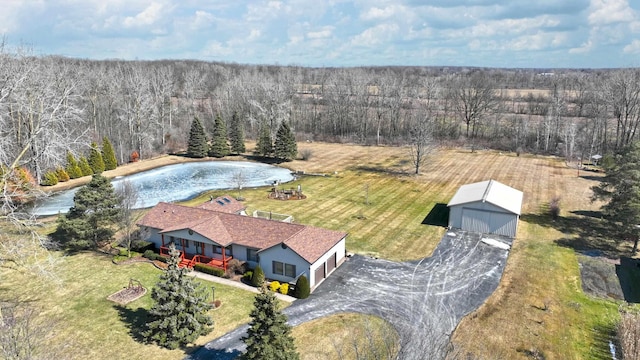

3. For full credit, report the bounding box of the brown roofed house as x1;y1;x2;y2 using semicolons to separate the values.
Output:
137;198;347;289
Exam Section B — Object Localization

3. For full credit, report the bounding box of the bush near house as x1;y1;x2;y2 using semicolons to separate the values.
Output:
294;275;310;299
270;281;280;293
251;265;265;287
194;263;225;277
279;283;289;295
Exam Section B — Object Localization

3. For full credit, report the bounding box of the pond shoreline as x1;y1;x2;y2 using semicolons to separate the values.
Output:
40;154;248;193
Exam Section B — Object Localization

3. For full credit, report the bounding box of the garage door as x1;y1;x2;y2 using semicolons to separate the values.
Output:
327;253;337;273
461;208;514;236
314;264;325;284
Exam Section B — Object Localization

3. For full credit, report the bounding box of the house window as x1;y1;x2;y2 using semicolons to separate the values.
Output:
247;248;259;262
215;246;233;256
272;261;296;278
285;264;296;277
184;240;189;248
273;261;284;275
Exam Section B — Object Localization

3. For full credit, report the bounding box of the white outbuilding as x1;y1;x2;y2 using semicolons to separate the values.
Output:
447;179;523;238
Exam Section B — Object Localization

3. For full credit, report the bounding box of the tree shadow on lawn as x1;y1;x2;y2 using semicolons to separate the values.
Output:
421;203;449;227
115;305;216;356
519;211;622;259
115;305;149;343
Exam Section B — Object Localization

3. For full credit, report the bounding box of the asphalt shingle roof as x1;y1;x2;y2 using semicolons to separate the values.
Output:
137;202;347;264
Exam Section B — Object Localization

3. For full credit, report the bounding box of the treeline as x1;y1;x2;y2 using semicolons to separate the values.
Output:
2;43;639;187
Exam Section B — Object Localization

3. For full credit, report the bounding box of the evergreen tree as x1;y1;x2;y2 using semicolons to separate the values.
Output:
208;114;230;158
592;141;640;253
187;117;208;158
143;243;213;349
88;141;105;174
101;137;118;170
293;275;310;299
254;122;272;157
273;121;297;161
78;156;93;176
65;152;83;179
51;174;121;249
229;111;246;155
241;285;299;360
251;265;265;287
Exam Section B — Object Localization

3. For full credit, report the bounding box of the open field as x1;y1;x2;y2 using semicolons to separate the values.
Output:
11;142;631;359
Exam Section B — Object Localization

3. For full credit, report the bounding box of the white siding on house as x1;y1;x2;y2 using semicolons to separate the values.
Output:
310;237;346;287
259;246;309;284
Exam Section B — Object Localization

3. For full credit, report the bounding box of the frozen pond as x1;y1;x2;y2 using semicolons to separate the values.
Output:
32;161;293;216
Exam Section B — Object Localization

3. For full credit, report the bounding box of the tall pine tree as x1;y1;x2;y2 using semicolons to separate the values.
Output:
592;141;640;253
65;152;82;179
88;141;105;174
51;174;121;249
187;117;208;158
254;122;272;158
101;136;118;170
143;243;213;349
208;114;230;158
229;111;246;155
241;285;299;360
273;121;297;161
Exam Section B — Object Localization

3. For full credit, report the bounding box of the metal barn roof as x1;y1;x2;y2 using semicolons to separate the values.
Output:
447;179;523;215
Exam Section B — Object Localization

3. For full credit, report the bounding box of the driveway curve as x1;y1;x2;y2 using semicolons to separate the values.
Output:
188;229;512;360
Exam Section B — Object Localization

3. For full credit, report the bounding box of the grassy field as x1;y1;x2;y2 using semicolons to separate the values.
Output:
5;142;630;359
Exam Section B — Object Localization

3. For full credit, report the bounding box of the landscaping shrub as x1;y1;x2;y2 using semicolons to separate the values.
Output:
143;250;156;260
279;283;289;295
251;265;265;287
243;271;253;281
294;275;310;299
55;167;70;182
269;281;280;293
131;240;154;253
40;171;59;186
226;259;245;274
156;255;168;263
118;248;128;257
194;263;225;277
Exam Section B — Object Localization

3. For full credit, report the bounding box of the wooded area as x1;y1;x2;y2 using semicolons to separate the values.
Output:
2;42;639;188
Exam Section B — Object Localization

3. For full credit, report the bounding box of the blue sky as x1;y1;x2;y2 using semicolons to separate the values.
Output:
2;0;639;68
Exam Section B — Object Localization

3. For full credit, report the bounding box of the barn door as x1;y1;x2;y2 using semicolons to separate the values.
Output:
461;208;491;234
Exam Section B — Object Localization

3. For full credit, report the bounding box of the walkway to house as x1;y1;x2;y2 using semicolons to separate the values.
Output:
188;229;513;360
189;271;296;303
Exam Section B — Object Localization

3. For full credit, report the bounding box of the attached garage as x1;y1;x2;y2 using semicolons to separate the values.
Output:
448;179;523;238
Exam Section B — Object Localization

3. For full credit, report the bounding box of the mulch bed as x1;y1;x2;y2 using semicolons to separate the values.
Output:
107;286;147;305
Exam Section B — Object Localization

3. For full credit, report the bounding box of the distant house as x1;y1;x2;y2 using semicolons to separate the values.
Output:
137;199;347;288
447;180;523;238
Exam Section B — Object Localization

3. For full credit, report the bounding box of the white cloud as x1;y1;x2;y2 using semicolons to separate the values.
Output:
623;39;640;54
588;0;636;26
307;27;333;39
123;2;165;28
360;5;403;21
351;23;400;47
191;10;215;30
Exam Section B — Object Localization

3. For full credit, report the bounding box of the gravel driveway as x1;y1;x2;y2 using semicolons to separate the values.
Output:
188;229;512;360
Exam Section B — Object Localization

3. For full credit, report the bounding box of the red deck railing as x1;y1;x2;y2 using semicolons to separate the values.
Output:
158;247;231;270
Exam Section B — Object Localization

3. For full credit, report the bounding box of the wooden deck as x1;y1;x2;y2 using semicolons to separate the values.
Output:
159;247;232;271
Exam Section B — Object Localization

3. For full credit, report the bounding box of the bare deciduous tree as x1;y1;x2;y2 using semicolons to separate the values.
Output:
115;180;140;257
